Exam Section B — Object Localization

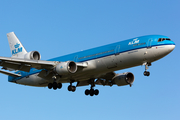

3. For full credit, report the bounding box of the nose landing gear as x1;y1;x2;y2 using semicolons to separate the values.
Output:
143;62;151;76
144;71;150;76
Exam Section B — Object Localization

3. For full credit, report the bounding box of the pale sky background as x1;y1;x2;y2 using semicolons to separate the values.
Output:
0;0;179;120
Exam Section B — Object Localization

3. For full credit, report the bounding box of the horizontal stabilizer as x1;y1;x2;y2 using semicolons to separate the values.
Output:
0;70;21;77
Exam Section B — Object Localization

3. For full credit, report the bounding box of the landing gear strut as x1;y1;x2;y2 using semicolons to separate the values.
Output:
143;62;151;76
85;79;99;96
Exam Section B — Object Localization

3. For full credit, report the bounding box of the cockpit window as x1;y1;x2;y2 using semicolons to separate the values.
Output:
158;38;171;42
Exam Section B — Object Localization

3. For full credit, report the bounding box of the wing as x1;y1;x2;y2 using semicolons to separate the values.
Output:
0;56;57;72
0;56;88;79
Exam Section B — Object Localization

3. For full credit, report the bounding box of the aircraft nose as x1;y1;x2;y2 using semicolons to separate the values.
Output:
168;41;175;52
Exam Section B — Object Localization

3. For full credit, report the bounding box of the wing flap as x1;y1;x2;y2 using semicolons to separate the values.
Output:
0;70;21;77
0;61;31;72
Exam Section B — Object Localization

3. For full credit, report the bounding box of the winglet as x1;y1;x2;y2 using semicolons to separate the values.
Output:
7;32;27;58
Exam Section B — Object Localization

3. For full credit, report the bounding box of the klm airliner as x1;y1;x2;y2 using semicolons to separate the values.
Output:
0;32;175;96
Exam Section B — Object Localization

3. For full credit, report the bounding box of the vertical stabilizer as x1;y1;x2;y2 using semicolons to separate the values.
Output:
7;32;27;58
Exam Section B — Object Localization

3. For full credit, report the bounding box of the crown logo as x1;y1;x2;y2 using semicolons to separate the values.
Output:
14;43;20;48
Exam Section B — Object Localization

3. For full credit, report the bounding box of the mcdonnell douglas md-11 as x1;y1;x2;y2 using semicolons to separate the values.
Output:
0;32;175;96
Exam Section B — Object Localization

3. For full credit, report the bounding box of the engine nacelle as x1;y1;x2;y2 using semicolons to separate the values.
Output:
113;72;134;86
24;51;41;60
54;61;77;75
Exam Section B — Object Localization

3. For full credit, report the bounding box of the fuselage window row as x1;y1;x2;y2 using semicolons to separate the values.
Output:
78;49;114;60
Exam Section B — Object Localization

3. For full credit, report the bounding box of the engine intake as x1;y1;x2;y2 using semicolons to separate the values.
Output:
54;61;77;75
24;51;41;60
113;72;134;86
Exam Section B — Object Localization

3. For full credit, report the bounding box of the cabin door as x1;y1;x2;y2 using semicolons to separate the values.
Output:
144;38;153;60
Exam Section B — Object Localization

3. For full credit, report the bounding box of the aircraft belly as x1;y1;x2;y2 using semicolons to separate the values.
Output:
16;74;48;87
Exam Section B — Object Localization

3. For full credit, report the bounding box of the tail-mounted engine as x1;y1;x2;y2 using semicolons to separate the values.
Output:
113;72;134;86
24;51;41;60
54;61;77;75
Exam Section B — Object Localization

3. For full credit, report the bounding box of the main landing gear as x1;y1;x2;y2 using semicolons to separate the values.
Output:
48;76;62;90
85;89;99;96
85;79;99;96
47;77;100;96
143;62;151;76
48;82;62;90
68;81;76;92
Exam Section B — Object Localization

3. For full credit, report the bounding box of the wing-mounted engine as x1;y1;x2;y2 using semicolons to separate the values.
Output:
24;51;41;60
113;72;134;86
95;72;134;86
54;61;77;75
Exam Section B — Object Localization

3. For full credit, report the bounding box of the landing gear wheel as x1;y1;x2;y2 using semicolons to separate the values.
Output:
53;82;58;90
85;89;90;95
57;83;62;89
90;89;94;96
68;85;72;91
48;83;53;89
68;85;76;92
94;89;99;95
144;71;150;76
71;86;76;92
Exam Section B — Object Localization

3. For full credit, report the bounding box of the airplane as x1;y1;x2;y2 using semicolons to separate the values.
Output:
0;32;175;96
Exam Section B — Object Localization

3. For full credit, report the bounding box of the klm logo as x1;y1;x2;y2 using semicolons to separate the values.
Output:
12;43;22;55
14;43;20;48
128;38;140;45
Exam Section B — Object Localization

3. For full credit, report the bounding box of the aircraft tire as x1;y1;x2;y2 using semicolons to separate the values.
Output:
144;71;150;76
57;83;62;89
71;86;76;92
68;85;72;91
53;82;58;90
146;71;150;76
90;89;94;96
94;89;99;95
85;89;90;95
48;83;53;89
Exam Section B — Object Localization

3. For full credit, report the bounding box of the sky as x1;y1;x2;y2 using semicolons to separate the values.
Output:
0;0;179;120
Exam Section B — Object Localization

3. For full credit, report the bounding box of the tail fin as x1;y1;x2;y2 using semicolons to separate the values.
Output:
7;32;27;58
